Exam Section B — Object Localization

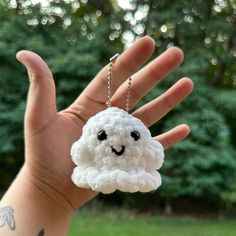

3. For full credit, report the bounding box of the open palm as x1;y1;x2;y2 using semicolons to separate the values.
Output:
17;36;193;210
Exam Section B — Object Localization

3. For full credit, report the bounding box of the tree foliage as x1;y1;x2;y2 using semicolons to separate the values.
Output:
0;0;236;213
127;0;236;208
0;0;123;190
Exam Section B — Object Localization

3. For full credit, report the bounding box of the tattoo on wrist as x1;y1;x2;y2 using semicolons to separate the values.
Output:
0;205;16;230
38;229;45;236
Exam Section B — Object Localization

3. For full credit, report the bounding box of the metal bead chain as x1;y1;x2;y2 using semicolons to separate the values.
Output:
107;61;113;108
107;53;132;112
125;77;132;112
107;53;119;108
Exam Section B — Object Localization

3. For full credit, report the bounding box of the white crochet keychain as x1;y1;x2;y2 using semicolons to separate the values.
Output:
71;54;165;194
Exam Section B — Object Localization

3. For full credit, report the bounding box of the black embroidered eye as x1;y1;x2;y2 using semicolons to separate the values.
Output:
131;131;140;141
97;130;107;141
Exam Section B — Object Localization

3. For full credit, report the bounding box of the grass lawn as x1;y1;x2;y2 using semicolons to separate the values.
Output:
69;210;236;236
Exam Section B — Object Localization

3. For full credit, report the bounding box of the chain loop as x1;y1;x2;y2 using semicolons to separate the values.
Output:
125;77;132;112
107;53;119;108
107;54;132;112
107;62;112;108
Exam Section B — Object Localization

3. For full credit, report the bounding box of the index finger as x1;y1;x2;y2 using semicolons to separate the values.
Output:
79;36;155;106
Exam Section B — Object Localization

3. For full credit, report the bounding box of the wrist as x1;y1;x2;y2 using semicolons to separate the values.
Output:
0;164;74;235
21;164;74;214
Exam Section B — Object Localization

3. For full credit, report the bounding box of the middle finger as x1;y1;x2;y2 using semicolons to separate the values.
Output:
111;47;184;110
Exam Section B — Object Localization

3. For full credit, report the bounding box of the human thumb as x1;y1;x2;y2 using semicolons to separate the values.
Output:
16;50;57;134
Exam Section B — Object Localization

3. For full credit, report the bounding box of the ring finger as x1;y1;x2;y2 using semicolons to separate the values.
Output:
111;47;184;110
132;77;193;127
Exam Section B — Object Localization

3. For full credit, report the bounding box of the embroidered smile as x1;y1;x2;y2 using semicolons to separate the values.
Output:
110;146;125;156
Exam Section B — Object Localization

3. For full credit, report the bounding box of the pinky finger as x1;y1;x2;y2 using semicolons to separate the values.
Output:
155;124;190;149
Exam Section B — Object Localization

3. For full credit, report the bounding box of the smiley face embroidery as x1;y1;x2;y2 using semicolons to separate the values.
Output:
71;107;164;194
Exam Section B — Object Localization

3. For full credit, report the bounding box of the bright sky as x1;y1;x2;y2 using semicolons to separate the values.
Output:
31;0;44;3
31;0;50;6
31;0;132;9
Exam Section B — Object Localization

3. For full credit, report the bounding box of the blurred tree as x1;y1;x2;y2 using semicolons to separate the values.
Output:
125;0;236;213
0;0;124;191
0;0;236;215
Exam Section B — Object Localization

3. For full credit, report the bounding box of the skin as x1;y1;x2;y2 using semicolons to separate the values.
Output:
0;36;193;235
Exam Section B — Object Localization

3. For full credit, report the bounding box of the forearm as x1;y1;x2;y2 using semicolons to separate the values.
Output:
0;165;73;236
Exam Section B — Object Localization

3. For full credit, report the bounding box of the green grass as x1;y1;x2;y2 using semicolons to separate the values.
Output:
69;210;236;236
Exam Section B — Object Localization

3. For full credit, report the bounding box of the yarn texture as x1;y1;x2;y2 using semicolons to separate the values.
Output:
71;107;164;194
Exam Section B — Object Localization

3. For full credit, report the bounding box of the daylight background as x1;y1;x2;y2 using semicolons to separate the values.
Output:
0;0;236;235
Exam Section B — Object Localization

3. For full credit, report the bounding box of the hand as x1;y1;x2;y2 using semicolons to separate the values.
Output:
16;36;193;210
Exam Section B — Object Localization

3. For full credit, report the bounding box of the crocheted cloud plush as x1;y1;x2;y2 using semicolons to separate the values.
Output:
71;107;164;194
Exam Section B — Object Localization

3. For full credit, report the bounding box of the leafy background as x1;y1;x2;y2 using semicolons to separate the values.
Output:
0;0;236;217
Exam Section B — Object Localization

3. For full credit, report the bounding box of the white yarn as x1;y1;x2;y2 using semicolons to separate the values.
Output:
71;107;164;194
